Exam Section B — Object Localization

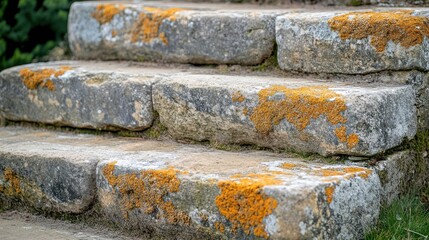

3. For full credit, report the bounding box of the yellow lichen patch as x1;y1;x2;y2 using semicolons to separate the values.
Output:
102;163;190;224
92;4;125;24
313;169;346;177
343;167;372;180
250;86;347;135
232;91;246;103
214;222;225;233
158;32;168;45
2;167;21;196
243;107;249;116
335;126;348;143
280;162;303;170
328;10;429;52
314;167;372;180
325;185;335;204
215;174;279;238
335;126;360;149
347;133;359;148
19;66;71;91
130;7;184;44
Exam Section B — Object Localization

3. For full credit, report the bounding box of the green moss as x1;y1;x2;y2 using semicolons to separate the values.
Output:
252;47;279;72
142;113;167;139
347;0;363;6
407;131;429;173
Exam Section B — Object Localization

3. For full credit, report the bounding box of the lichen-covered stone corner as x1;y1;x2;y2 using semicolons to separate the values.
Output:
0;62;154;131
0;152;97;213
96;158;380;239
153;75;416;156
276;10;429;74
68;2;278;65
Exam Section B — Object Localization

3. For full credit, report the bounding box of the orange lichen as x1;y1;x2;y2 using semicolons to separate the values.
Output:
280;162;302;170
111;30;117;37
314;169;346;177
92;4;125;24
243;108;249;116
214;222;225;233
215;174;279;238
328;10;429;52
325;185;335;204
335;126;360;149
102;162;190;224
314;167;372;180
335;126;348;143
232;91;246;103
343;167;372;179
2;167;21;196
19;66;71;91
159;32;168;45
250;86;347;135
347;133;359;148
130;7;183;44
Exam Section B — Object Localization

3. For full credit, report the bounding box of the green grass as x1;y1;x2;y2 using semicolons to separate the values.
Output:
365;191;429;240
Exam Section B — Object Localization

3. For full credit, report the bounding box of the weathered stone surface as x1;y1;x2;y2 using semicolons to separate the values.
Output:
153;74;417;156
0;61;155;131
0;127;100;213
372;150;429;205
68;2;280;65
96;145;380;239
276;10;429;74
0;126;383;238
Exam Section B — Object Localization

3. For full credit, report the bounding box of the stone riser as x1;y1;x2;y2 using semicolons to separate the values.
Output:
0;61;419;156
1;126;426;239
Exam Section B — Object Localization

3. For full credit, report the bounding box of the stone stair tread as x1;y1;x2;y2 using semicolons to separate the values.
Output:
0;60;416;156
0;126;380;239
68;1;287;65
69;1;429;73
276;9;429;73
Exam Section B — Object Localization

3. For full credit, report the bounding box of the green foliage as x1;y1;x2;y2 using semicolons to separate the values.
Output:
0;0;74;70
365;190;429;240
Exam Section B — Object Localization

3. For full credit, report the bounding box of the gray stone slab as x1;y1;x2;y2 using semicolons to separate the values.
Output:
68;1;281;65
276;9;429;74
0;127;101;213
97;151;380;239
0;126;382;239
0;61;155;131
153;74;417;156
372;150;429;205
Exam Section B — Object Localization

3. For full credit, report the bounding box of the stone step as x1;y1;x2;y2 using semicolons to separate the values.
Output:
0;61;418;156
68;1;287;65
68;2;429;74
153;0;429;7
276;9;429;74
1;61;419;156
0;126;418;239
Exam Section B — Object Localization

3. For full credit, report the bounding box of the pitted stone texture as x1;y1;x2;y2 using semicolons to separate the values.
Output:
0;61;155;131
96;146;380;239
0;127;100;213
276;10;429;74
153;74;417;156
68;1;279;65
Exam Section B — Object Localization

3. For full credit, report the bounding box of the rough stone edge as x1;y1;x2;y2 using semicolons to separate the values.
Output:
0;152;98;214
